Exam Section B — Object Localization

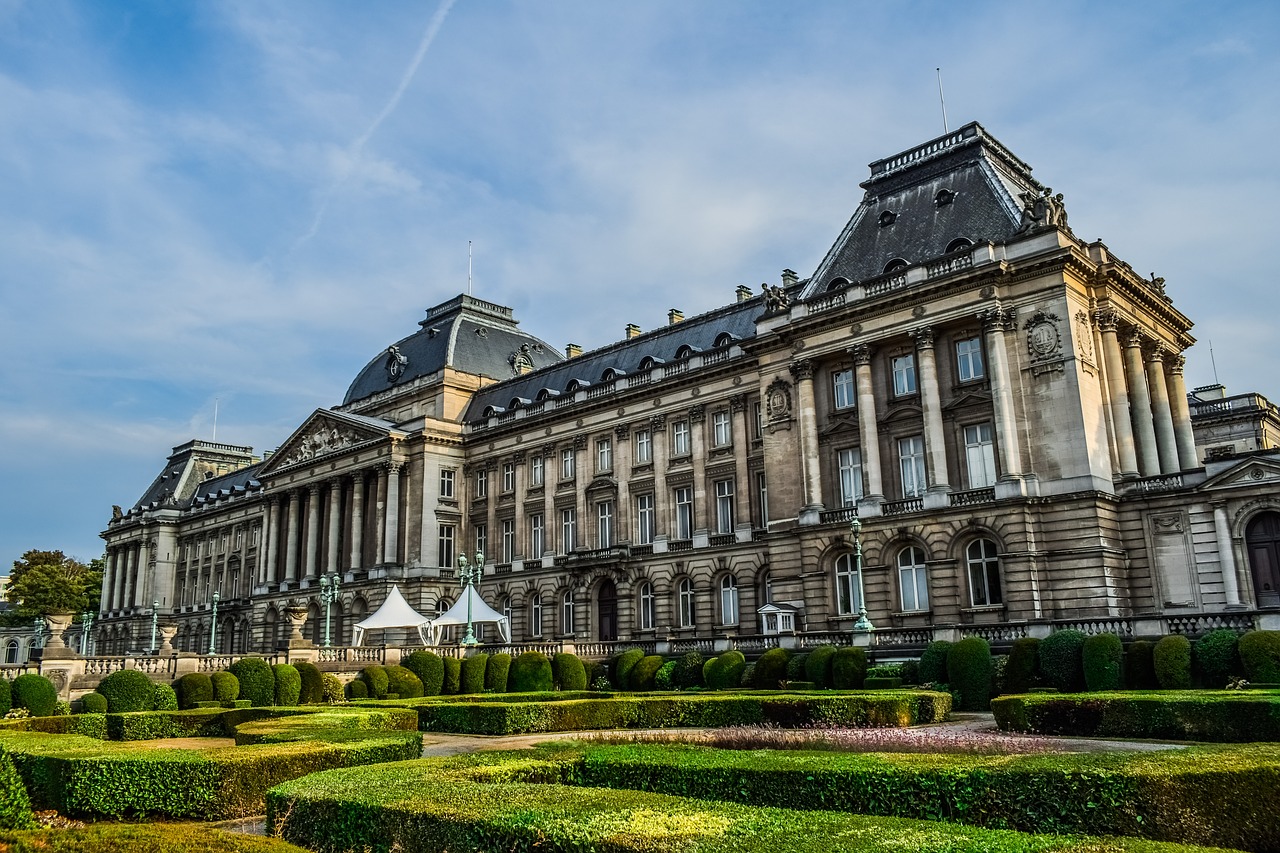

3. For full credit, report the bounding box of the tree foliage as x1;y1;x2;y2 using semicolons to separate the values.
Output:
6;549;103;617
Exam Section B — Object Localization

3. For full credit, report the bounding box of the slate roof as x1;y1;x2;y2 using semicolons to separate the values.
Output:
128;443;262;515
343;294;564;405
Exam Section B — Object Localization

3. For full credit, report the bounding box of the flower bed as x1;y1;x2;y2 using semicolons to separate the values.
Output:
991;690;1280;741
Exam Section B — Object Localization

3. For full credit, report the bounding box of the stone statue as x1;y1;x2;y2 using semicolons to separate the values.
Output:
762;284;791;314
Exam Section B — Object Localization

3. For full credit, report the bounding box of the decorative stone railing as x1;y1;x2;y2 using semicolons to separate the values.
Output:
949;487;996;507
883;497;924;516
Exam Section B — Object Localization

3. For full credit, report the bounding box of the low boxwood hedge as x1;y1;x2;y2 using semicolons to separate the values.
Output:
0;823;310;852
459;654;488;695
485;653;512;693
0;745;32;829
992;690;1280;741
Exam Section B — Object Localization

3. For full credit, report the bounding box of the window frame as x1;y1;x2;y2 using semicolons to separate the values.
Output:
500;518;516;563
898;435;927;498
501;462;515;493
837;447;863;507
560;508;576;552
671;419;691;457
964;422;998;489
966;538;1003;607
530;593;543;637
474;469;488;498
674;485;694;540
529;513;544;560
597;500;614;549
561;589;575;635
596;437;612;473
712;410;731;447
897;546;930;613
892;353;918;396
714;478;735;534
530;455;544;487
834;552;861;615
832;368;856;410
955;336;985;383
437;524;455;569
560;448;576;480
635;493;655;545
677;578;696;628
719;575;739;625
639;581;656;631
633;429;652;464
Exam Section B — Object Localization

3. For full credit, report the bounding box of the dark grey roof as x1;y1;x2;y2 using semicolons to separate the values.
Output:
803;122;1041;298
127;440;261;514
343;294;564;405
188;462;265;507
464;294;766;421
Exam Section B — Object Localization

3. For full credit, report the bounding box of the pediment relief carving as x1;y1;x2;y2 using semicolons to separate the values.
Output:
1201;458;1280;492
264;413;389;474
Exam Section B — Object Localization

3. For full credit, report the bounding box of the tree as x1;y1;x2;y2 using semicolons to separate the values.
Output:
6;550;103;618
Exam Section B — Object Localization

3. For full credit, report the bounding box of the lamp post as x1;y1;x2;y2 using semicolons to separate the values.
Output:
208;591;220;654
849;518;874;632
32;617;44;650
318;573;340;647
150;600;159;654
80;610;94;657
457;550;484;646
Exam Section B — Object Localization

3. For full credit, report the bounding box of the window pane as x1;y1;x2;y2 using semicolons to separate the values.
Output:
832;369;855;409
956;337;985;381
837;448;863;507
898;436;926;497
892;355;917;395
964;423;997;488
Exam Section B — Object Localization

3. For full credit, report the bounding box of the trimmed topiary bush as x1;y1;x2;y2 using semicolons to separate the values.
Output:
751;648;790;689
670;651;704;690
1082;633;1124;692
346;679;368;699
1037;630;1086;693
553;653;587;692
1125;639;1158;689
442;656;462;695
176;672;214;709
321;673;344;703
360;665;390;700
386;665;425;699
510;651;553;693
1004;638;1039;695
228;657;275;707
149;683;177;711
584;660;609;691
0;745;33;829
654;660;677;690
95;670;153;714
403;650;445;696
1153;635;1193;690
210;671;239;702
80;692;107;714
786;653;810;682
295;662;325;704
703;651;746;690
613;649;645;692
805;646;838;689
0;679;10;716
1194;629;1242;689
1238;630;1280;684
629;655;665;691
485;653;512;693
831;647;867;689
918;641;951;684
946;636;993;711
459;654;488;695
272;664;302;706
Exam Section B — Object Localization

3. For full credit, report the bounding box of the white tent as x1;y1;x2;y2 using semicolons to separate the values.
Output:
429;585;510;644
351;585;432;646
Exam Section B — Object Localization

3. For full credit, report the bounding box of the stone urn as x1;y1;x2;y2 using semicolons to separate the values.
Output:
283;604;313;649
158;623;178;654
41;612;75;659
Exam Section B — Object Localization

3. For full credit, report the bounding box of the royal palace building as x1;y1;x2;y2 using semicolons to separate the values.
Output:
96;123;1280;656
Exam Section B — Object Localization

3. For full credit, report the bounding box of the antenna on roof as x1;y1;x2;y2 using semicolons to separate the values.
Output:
212;397;219;442
936;68;949;134
1209;339;1220;385
468;240;473;296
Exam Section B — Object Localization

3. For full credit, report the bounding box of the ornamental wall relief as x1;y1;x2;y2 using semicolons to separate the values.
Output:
1024;310;1065;376
765;377;793;432
279;422;372;467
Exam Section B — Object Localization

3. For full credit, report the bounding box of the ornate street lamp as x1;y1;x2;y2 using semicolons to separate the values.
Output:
457;550;484;646
80;610;94;657
208;591;220;654
849;518;874;632
150;600;160;654
318;573;340;647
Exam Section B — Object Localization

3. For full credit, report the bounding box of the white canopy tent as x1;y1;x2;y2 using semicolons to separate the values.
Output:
429;585;510;645
351;585;432;646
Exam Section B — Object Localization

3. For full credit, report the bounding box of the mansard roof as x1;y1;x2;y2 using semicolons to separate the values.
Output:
122;440;261;518
343;294;564;406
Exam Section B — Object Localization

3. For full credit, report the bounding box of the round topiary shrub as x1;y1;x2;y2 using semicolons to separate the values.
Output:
918;641;952;684
946;637;993;711
360;665;390;699
1082;633;1124;692
553;653;588;691
1004;637;1040;694
612;649;645;692
80;692;107;714
384;665;424;699
321;673;344;702
831;646;867;689
670;651;704;690
210;671;239;702
750;648;790;689
629;655;665;691
1038;630;1087;692
442;656;462;694
805;646;838;689
510;651;553;692
654;660;677;690
1240;630;1280;683
459;654;488;695
785;652;810;682
345;679;368;699
272;664;301;706
1153;634;1193;689
295;662;324;704
176;672;214;709
584;660;609;691
0;679;11;716
1125;639;1158;689
1194;629;1242;688
151;682;178;711
485;653;512;693
403;650;445;696
95;670;154;713
228;657;275;707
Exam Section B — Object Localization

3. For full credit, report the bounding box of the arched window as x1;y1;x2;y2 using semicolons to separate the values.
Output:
883;258;909;274
677;578;695;628
834;554;861;615
529;593;544;637
638;581;656;631
719;575;739;626
966;539;1002;606
826;277;850;292
5;639;17;664
759;570;773;606
561;589;575;635
436;598;452;643
945;237;973;254
500;595;512;625
897;547;929;612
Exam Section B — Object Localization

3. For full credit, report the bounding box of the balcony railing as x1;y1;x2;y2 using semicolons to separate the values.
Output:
819;506;858;525
949;487;995;507
883;497;923;516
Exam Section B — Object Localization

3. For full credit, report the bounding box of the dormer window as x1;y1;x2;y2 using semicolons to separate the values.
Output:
935;188;957;206
945;237;974;254
675;344;700;360
826;277;850;292
883;258;909;275
878;210;897;227
713;332;741;348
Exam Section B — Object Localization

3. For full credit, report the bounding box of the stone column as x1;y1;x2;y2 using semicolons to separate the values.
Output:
350;473;365;570
1146;345;1180;475
730;394;751;527
981;307;1023;481
113;546;129;613
305;483;322;579
851;344;884;501
264;497;281;584
373;466;387;565
611;431;630;543
133;537;151;608
284;490;301;582
911;326;950;492
541;444;556;559
1124;330;1160;477
573;436;588;548
650;418;667;540
100;549;116;614
1095;310;1139;478
1212;501;1243;607
384;461;402;565
326;478;342;575
688;406;709;526
789;359;823;515
1168;354;1200;471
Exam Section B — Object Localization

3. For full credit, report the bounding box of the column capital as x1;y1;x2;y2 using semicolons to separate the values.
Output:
909;325;935;349
1146;342;1169;363
788;358;816;381
729;393;747;413
541;442;557;455
979;306;1015;334
512;449;527;463
1093;307;1120;332
307;482;322;495
614;424;630;440
649;414;667;430
572;434;588;451
687;404;706;424
849;343;874;366
1124;328;1147;350
1169;353;1186;375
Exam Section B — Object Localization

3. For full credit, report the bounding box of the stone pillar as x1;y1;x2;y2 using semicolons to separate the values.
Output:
1213;501;1243;607
650;418;667;540
113;546;129;613
100;549;117;614
1168;355;1200;470
1095;310;1139;478
541;444;556;558
730;394;751;526
573;436;588;548
326;478;342;574
133;538;151;608
851;344;884;501
1124;330;1160;477
1146;345;1180;475
981;307;1023;481
284;491;301;582
789;359;823;515
350;473;365;570
384;462;402;565
263;497;281;584
688;406;709;527
373;466;387;565
305;484;322;579
611;431;630;543
911;326;950;492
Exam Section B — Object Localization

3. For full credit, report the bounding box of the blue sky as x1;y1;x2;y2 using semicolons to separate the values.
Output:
1;1;1278;569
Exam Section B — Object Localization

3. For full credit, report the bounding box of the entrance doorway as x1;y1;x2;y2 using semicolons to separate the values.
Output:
597;579;618;641
1247;511;1280;608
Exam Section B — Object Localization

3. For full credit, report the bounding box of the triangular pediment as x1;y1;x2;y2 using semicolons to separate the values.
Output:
259;409;400;476
819;415;860;438
943;389;993;411
1201;454;1280;492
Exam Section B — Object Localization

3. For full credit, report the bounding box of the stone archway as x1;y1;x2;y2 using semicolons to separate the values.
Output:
1247;511;1280;608
597;579;618;642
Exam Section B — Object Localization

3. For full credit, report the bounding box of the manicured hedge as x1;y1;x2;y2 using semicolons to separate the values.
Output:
321;673;343;703
706;651;746;690
750;648;790;689
177;673;214;709
1126;639;1158;689
0;823;310;852
629;655;664;691
345;680;367;699
1037;630;1086;692
831;647;867;689
485;653;512;693
359;665;390;699
1004;637;1039;695
442;656;462;694
804;646;837;688
152;683;179;712
509;652;553;693
992;690;1280;741
460;654;488;695
211;671;240;703
385;665;425;700
0;746;32;829
553;653;587;692
613;649;645;691
1194;629;1242;688
0;680;10;717
294;662;324;704
671;651;704;689
1082;632;1123;692
1154;635;1192;689
80;692;108;714
1239;630;1280;683
228;658;275;708
918;640;950;684
654;660;677;690
946;637;992;711
403;650;446;696
272;664;301;707
95;671;153;714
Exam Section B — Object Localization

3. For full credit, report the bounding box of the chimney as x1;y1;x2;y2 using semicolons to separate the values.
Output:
566;343;582;358
668;309;684;325
625;323;642;339
781;269;799;288
735;285;752;303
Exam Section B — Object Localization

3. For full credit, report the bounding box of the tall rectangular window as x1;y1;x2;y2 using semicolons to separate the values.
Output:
560;448;575;480
437;524;455;569
832;368;855;410
475;469;488;498
561;590;575;635
892;354;917;396
715;478;735;534
474;524;487;561
560;508;576;552
529;514;544;559
500;519;515;563
597;501;614;548
898;436;927;498
956;336;985;382
964;423;997;488
633;429;652;464
837;448;864;507
712;410;731;447
439;469;456;498
636;494;655;545
530;594;543;637
596;438;612;472
501;462;515;493
753;401;764;439
672;420;691;457
530;455;544;486
674;486;693;540
756;473;769;526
